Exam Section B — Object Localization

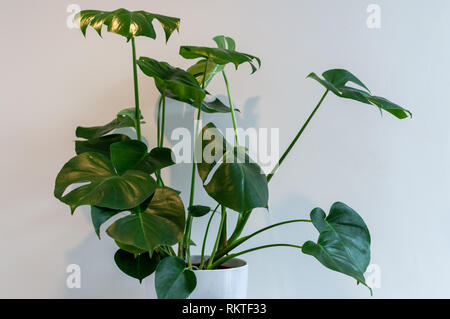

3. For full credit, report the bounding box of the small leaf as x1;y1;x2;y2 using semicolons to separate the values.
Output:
76;108;142;140
110;140;148;175
308;69;411;119
188;205;211;217
54;152;156;214
75;134;130;157
106;188;185;252
179;46;260;74
202;97;238;113
91;206;121;239
76;9;179;41
302;202;371;290
137;57;206;106
114;249;159;283
155;256;196;299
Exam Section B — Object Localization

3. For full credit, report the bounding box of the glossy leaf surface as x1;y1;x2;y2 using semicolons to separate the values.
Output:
76;108;141;139
302;202;371;289
76;9;180;41
106;188;185;252
75;134;130;157
114;249;160;283
54;152;156;213
155;256;196;299
308;69;411;119
137;147;176;174
198;123;268;213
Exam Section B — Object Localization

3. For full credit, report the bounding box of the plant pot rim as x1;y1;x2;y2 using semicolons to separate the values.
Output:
189;255;248;272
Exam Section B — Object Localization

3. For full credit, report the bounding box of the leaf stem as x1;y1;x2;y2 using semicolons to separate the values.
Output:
160;93;166;147
199;204;220;269
131;37;141;141
267;89;329;182
222;71;240;146
210;244;303;269
206;206;227;269
214;219;311;261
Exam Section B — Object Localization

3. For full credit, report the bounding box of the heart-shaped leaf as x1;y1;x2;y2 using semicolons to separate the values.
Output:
114;249;160;283
308;69;411;119
75;134;130;157
198;123;268;213
137;57;206;106
54;152;156;214
106;187;185;252
76;108;142;139
302;202;371;290
115;241;147;256
188;205;211;217
155;256;196;299
179;45;261;74
76;9;180;42
91;206;122;239
136;147;176;174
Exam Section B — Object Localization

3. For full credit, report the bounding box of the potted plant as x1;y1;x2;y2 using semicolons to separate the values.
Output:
54;8;411;299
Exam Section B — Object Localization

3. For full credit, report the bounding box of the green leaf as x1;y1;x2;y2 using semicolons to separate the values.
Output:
202;98;238;113
302;202;371;290
75;134;130;157
137;147;176;174
308;69;411;119
76;108;142;139
91;206;121;239
198;123;268;213
115;241;147;255
188;205;211;217
179;46;261;74
110;140;148;175
76;9;180;42
54;152;156;214
114;249;160;283
186;35;236;87
137;57;206;106
155;256;196;299
106;187;185;252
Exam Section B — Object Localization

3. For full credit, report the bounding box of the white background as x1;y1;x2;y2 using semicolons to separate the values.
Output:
1;0;449;298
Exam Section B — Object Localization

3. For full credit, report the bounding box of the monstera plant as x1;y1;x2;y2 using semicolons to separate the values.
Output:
54;8;411;298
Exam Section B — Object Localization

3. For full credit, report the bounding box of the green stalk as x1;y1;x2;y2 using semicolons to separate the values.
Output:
267;89;329;182
210;244;303;269
222;71;240;146
213;219;310;262
199;204;220;269
206;206;227;269
181;60;209;263
160;94;166;147
131;37;141;141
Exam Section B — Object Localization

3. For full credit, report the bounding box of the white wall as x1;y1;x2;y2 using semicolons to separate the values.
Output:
1;0;449;298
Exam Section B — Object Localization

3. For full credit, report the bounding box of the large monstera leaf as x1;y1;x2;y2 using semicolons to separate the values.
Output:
197;123;268;213
76;108;142;140
54;151;156;214
187;35;236;87
180;41;261;74
106;187;185;252
302;202;371;291
76;8;180;42
308;69;411;119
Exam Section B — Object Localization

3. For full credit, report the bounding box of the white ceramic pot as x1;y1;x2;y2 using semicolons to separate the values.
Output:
188;255;248;299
